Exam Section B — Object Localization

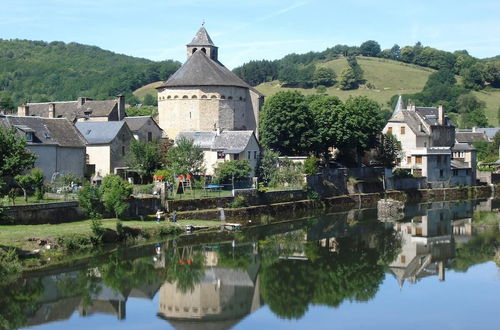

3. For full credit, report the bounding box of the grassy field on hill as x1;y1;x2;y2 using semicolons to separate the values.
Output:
133;81;163;100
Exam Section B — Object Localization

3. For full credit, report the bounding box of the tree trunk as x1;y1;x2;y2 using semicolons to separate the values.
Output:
22;188;27;202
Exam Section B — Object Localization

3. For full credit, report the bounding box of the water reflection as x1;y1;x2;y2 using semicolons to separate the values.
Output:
1;198;498;329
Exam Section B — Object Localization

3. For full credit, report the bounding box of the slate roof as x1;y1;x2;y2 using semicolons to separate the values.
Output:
451;159;471;169
26;98;118;122
159;50;252;89
123;116;161;132
75;121;127;144
455;131;488;143
474;127;500;141
452;143;475;151
187;26;215;46
0;115;86;147
176;130;256;153
389;106;453;136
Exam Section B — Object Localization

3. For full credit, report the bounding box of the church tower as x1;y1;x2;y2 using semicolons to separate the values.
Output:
186;26;219;61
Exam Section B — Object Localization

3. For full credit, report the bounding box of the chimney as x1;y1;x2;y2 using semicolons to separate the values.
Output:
18;104;29;116
77;97;86;107
409;103;416;111
48;103;55;118
438;105;444;125
116;94;125;120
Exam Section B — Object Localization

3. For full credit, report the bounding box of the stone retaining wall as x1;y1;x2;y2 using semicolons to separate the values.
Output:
3;201;84;225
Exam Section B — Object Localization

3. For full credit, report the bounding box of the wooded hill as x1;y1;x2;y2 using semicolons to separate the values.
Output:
0;39;180;106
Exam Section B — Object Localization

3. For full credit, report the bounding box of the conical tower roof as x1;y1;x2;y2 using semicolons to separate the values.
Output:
394;95;405;114
187;26;215;46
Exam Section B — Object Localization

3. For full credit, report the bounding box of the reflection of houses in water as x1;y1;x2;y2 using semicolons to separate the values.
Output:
389;201;477;286
25;269;163;327
157;246;262;330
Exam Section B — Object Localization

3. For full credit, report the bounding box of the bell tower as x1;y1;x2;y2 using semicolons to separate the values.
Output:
186;25;218;61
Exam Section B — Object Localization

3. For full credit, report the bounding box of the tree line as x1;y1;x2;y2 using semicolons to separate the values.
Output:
232;40;500;91
0;39;180;110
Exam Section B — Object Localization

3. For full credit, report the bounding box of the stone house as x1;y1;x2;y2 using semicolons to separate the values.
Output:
0;114;86;181
75;121;134;176
383;97;475;187
176;130;260;176
123;116;164;142
18;95;126;122
157;27;264;140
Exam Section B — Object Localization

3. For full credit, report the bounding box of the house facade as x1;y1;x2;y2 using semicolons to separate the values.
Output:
75;121;134;176
157;27;264;140
176;130;260;176
18;95;126;122
384;98;476;187
123;116;163;142
0;115;86;181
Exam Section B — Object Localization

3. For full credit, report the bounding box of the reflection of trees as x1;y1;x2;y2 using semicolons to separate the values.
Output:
0;278;43;329
164;247;205;293
99;255;164;293
453;226;500;272
216;244;254;269
260;234;393;320
56;270;102;307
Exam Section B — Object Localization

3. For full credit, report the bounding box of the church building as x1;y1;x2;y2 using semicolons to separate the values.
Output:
156;27;264;140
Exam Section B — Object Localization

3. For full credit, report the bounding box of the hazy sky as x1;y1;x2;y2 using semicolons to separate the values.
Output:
1;0;499;68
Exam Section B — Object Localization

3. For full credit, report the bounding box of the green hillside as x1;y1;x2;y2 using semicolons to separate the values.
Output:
255;57;499;125
133;81;163;101
0;39;180;105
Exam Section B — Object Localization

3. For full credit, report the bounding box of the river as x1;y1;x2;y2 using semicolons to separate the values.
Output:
1;198;499;329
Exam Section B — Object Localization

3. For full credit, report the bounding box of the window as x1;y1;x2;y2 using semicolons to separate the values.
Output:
400;126;405;134
407;156;411;164
439;169;444;177
437;155;441;163
415;156;422;164
147;132;152;142
254;151;258;159
122;146;125;156
233;154;239;160
453;169;458;176
387;127;392;134
26;132;33;142
247;151;251;159
217;151;225;160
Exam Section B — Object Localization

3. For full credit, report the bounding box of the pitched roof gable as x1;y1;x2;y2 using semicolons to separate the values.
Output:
75;121;128;144
27;99;117;121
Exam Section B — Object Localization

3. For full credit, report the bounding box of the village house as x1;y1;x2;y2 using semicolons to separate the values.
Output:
0;114;86;181
156;26;264;140
383;97;476;187
176;130;260;176
123;116;164;142
75;121;134;176
18;95;126;122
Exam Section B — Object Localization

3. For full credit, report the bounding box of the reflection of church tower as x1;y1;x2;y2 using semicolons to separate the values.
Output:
157;26;264;140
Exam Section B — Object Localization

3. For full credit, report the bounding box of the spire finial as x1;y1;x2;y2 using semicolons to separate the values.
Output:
202;21;205;27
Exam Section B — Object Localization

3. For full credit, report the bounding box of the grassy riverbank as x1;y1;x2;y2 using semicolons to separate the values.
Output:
0;217;220;251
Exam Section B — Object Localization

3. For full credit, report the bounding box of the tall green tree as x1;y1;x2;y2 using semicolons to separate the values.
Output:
166;137;205;175
359;40;381;57
312;67;336;87
376;133;402;168
99;174;133;219
260;91;317;156
126;139;163;183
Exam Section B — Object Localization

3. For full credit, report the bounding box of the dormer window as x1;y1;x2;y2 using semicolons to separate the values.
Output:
26;132;33;142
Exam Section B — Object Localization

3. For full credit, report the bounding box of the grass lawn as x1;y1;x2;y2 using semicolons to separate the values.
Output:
133;81;162;100
473;89;500;126
0;218;220;250
2;195;70;206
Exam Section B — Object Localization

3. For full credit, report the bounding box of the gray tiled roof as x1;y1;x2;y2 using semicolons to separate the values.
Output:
159;50;252;89
451;159;471;169
27;98;117;122
123;116;160;132
474;127;500;141
187;27;215;46
75;121;127;144
455;132;488;143
0;115;86;147
452;143;475;151
176;130;256;153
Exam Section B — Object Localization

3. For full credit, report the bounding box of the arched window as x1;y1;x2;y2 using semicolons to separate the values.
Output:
191;95;198;99
220;95;226;99
174;95;179;99
201;95;207;99
192;48;197;54
201;48;206;54
167;95;171;99
239;96;243;101
211;95;217;99
182;95;188;99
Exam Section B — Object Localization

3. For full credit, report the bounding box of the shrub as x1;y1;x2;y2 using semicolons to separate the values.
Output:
90;219;105;244
99;174;133;219
0;249;21;283
228;195;248;208
393;168;414;178
214;160;252;184
56;235;92;250
78;182;103;219
303;156;319;176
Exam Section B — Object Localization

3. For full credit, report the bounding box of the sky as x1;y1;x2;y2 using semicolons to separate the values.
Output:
1;0;500;69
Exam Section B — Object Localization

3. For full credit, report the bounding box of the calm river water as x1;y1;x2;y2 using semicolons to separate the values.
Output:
2;198;500;330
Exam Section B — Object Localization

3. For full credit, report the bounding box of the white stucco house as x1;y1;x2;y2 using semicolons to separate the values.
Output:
175;130;260;176
0;114;87;181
